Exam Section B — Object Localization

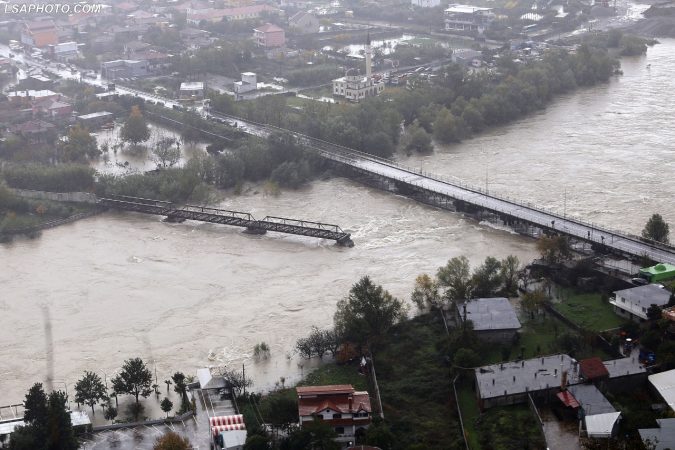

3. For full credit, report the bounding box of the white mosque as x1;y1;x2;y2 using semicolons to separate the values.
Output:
332;33;385;102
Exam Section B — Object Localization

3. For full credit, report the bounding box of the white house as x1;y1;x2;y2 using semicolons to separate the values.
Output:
610;284;670;322
412;0;441;7
234;72;257;95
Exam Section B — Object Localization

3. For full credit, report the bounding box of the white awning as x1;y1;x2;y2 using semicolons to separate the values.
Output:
586;412;621;438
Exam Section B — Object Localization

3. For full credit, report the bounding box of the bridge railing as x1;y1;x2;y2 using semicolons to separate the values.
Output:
260;216;345;234
182;205;254;221
138;101;674;256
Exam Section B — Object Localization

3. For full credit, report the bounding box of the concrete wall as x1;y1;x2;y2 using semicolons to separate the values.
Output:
12;189;97;204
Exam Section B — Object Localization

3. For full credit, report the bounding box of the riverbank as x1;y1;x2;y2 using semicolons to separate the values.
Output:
0;186;100;241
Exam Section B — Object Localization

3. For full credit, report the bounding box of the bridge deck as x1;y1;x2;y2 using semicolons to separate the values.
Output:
208;111;675;265
98;197;353;246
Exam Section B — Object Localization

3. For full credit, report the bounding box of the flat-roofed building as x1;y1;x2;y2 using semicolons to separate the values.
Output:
77;111;114;128
649;369;675;412
457;297;521;342
180;81;205;99
444;4;495;35
640;418;675;450
610;284;670;322
100;59;149;80
475;354;580;410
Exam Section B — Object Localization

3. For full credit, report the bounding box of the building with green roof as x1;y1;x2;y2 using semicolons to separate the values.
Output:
640;263;675;282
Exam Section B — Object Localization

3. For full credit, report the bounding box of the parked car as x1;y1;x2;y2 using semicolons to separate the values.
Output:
631;278;649;286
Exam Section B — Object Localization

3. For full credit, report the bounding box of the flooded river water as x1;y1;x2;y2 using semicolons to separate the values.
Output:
1;40;674;407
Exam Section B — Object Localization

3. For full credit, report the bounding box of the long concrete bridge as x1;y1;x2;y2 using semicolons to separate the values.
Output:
98;195;354;246
208;112;675;265
9;41;669;264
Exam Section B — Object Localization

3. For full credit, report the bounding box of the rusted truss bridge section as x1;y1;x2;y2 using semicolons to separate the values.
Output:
97;195;354;247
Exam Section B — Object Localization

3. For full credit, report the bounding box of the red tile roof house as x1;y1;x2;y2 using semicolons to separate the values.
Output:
297;385;372;444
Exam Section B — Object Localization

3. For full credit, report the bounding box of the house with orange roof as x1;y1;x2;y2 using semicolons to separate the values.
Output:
253;23;285;48
21;20;58;49
296;384;372;444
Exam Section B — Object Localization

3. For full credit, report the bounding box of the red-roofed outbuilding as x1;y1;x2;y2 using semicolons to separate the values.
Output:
579;357;610;381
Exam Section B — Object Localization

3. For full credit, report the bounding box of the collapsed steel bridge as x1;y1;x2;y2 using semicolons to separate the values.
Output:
97;195;354;247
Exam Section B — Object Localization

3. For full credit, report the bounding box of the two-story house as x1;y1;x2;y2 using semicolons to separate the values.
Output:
610;284;671;322
297;384;372;444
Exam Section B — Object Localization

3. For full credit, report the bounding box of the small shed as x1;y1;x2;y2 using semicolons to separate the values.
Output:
197;367;226;390
457;297;521;342
77;111;114;128
640;264;675;283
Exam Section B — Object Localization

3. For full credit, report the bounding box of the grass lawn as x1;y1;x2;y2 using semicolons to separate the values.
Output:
299;362;368;391
457;380;481;449
553;289;625;332
456;380;545;450
374;313;462;449
480;314;613;365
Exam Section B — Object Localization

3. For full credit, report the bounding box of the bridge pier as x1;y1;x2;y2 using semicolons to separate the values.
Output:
164;214;186;223
337;236;355;248
244;226;267;235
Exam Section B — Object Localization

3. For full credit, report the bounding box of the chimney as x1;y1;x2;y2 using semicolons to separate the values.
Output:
349;395;353;411
561;370;568;391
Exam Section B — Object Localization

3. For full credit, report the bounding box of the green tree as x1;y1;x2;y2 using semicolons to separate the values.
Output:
433;107;463;143
334;276;406;347
153;431;191;450
437;256;473;304
471;256;503;298
45;390;78;450
521;289;546;319
111;357;153;404
104;406;117;424
23;383;48;427
642;213;670;243
263;395;298;432
461;101;484;133
59;124;99;162
284;420;340;450
500;255;521;296
74;371;107;415
244;435;271;450
647;304;663;321
365;420;395;449
160;397;173;418
536;235;570;263
152;137;181;168
171;372;187;400
401;122;433;154
453;347;481;368
410;273;440;311
120;105;151;145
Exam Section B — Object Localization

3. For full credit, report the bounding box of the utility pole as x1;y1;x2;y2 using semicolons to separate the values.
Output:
242;364;246;396
564;188;567;220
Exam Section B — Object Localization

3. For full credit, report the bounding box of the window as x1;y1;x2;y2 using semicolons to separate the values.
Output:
332;413;341;419
335;426;345;435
